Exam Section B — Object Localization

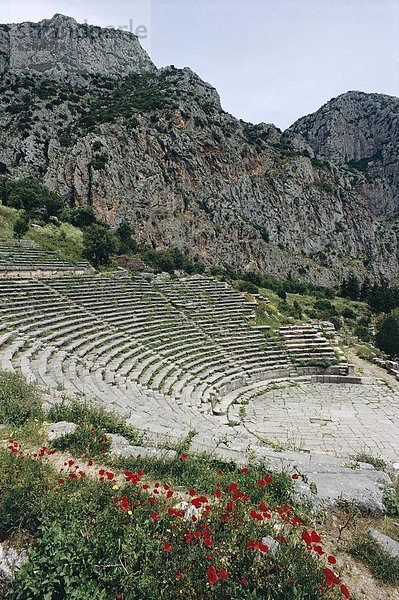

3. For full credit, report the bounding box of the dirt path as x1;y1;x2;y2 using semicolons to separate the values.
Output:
346;347;399;391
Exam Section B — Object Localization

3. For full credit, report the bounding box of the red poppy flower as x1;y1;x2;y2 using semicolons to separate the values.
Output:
87;460;93;466
149;497;155;505
292;473;299;479
241;578;248;584
324;568;335;588
219;569;228;580
241;468;248;473
327;555;337;565
301;530;311;547
166;490;174;498
206;566;218;585
163;543;172;552
180;453;188;461
216;490;222;499
151;511;160;522
311;530;321;543
313;545;324;556
68;459;74;467
204;539;212;547
250;510;263;521
340;584;350;598
258;542;269;553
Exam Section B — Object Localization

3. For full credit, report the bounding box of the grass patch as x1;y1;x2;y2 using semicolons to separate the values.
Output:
47;399;142;456
353;453;387;471
0;204;19;238
27;222;84;264
349;532;399;584
0;371;43;426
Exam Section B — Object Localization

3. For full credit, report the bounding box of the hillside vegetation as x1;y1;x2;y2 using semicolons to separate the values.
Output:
1;372;399;599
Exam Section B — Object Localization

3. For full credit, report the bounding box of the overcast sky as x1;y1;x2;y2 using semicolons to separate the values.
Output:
1;0;398;129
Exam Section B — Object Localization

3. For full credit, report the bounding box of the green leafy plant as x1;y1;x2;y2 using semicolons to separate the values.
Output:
0;371;43;426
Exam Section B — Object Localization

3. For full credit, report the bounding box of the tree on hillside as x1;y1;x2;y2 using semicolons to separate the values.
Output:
63;206;97;228
116;220;136;254
5;177;63;222
341;273;360;301
13;213;29;239
375;310;399;357
83;223;117;268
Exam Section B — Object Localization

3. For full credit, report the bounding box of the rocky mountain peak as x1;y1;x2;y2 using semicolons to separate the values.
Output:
0;13;156;78
289;91;399;215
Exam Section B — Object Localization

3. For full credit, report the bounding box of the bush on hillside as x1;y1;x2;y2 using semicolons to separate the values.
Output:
237;280;259;295
62;206;97;228
375;310;399;357
13;213;29;238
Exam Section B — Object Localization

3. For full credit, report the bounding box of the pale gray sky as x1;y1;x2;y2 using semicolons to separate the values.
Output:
0;0;398;129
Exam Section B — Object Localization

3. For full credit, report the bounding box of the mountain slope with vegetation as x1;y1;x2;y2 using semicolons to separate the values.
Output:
0;15;398;285
290;91;399;216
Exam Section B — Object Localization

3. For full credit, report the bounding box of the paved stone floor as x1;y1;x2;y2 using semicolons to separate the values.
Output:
241;381;399;462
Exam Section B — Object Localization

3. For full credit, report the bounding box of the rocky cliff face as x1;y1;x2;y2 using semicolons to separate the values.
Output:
0;15;398;285
0;14;156;77
289;91;399;216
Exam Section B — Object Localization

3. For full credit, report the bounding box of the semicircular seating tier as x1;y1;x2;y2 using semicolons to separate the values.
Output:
0;238;92;277
0;271;353;439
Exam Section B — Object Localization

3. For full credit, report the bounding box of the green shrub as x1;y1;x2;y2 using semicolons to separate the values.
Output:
62;206;97;228
375;310;399;357
12;213;29;239
383;483;399;517
341;307;356;319
313;299;337;315
0;371;43;426
237;281;259;295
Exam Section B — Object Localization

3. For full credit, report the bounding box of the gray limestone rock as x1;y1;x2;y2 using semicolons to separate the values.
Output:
107;435;176;460
0;14;155;77
292;463;391;513
47;421;77;440
290;91;399;217
367;528;399;559
0;543;28;580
